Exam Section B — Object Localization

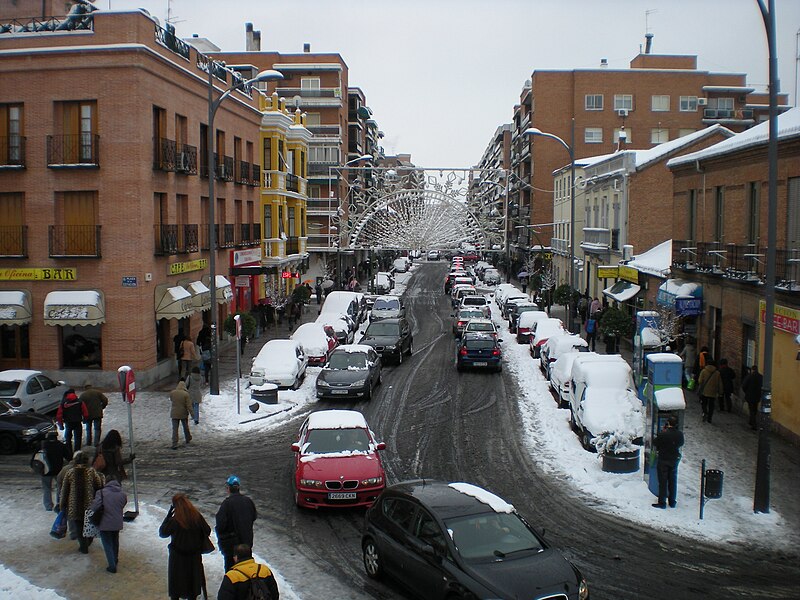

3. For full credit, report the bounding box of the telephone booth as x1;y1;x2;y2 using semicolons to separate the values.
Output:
643;353;686;496
633;311;665;401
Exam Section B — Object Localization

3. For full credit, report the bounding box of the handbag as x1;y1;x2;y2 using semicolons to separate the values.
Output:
50;510;67;539
83;508;100;538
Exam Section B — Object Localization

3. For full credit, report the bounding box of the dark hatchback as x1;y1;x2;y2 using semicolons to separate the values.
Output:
0;399;57;454
456;332;502;372
362;480;589;600
315;345;382;401
359;317;413;364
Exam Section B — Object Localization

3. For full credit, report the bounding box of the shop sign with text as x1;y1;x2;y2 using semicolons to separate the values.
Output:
0;268;76;281
759;300;800;335
169;259;208;276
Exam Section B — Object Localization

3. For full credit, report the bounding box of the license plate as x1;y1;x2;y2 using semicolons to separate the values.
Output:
331;390;349;395
474;361;488;367
328;492;357;500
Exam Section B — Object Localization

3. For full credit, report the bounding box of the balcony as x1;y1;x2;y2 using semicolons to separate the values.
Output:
551;237;569;255
48;225;101;257
238;223;262;247
0;225;27;257
702;108;755;122
0;136;25;168
47;134;100;167
154;22;190;60
217;156;234;182
176;144;198;175
307;125;341;139
306;197;335;215
154;224;199;255
153;137;177;171
286;173;299;193
285;236;306;255
581;228;620;253
218;224;236;248
308;161;338;177
235;160;249;185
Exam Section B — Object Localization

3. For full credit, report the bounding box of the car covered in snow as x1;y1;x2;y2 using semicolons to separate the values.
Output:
372;272;394;295
528;318;565;358
315;345;382;401
482;268;501;285
292;410;386;508
462;318;499;338
539;333;589;378
249;339;308;390
549;351;584;409
392;257;411;273
459;295;491;318
452;308;486;337
315;314;355;345
515;310;550;344
291;322;337;366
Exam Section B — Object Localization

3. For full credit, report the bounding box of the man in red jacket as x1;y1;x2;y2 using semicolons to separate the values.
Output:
56;389;88;453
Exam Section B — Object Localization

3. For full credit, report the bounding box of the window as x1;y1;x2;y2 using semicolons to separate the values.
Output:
300;77;321;90
278;139;285;171
651;95;670;112
61;324;102;369
1;103;23;165
687;189;696;241
710;97;734;110
584;128;603;144
54;100;97;164
309;145;339;163
55;190;98;256
263;137;272;171
0;192;24;256
382;498;416;531
714;186;724;242
585;94;603;111
747;182;760;245
613;128;631;144
679;96;698;112
601;196;609;229
305;112;321;127
263;204;273;239
614;94;633;111
288;206;296;237
651;128;669;144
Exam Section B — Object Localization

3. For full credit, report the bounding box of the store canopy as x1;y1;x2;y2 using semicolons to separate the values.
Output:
186;280;211;311
654;387;686;411
657;279;703;316
0;290;32;326
44;290;105;326
202;274;233;305
155;285;195;321
603;280;641;303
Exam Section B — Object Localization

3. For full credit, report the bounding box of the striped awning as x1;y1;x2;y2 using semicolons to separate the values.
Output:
0;290;33;326
155;285;195;321
186;280;211;311
44;290;106;326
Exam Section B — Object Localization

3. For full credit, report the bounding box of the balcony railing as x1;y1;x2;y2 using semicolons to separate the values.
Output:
176;143;198;175
154;224;199;255
48;225;101;257
47;134;100;167
551;237;569;255
153;137;177;171
306;197;335;213
219;224;236;248
276;87;340;98
285;236;301;255
286;173;299;193
154;22;190;60
308;161;338;176
235;160;249;184
249;164;260;187
0;136;25;167
217;156;234;182
307;125;342;138
580;228;621;252
0;225;27;257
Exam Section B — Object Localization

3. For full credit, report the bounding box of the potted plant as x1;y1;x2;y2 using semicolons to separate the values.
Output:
593;430;640;474
599;306;632;354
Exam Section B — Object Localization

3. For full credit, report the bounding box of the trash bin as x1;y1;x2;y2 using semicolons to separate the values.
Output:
704;469;724;498
251;383;278;405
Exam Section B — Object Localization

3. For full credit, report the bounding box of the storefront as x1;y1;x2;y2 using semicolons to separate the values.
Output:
43;290;106;369
0;290;32;369
230;248;263;313
758;300;800;439
602;265;642;309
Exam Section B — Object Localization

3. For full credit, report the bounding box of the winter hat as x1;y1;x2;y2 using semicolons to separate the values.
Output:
226;475;240;487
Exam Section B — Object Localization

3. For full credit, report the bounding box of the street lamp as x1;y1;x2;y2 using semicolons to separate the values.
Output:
524;123;576;333
329;154;372;288
206;63;284;395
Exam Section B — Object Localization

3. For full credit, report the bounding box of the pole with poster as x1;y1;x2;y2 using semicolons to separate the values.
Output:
234;314;242;415
116;366;139;521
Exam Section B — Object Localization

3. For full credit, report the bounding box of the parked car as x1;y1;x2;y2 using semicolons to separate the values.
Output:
362;480;589;600
456;332;503;372
540;333;589;378
0;370;69;414
500;293;529;319
459;294;491;318
315;314;355;345
316;345;382;401
528;318;565;358
292;410;386;508
482;268;501;285
0;399;57;454
507;301;539;333
426;250;440;260
292;322;337;366
462;318;499;338
515;310;549;344
359;317;413;364
373;272;395;295
320;291;362;331
393;257;410;273
370;296;405;321
452;308;486;337
550;352;583;409
492;283;520;307
249;339;308;390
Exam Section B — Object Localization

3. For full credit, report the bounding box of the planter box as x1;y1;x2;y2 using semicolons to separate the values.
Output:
601;449;640;474
251;383;279;404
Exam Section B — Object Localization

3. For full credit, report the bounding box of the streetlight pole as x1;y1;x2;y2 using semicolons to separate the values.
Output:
504;169;511;282
524;124;576;333
206;63;283;395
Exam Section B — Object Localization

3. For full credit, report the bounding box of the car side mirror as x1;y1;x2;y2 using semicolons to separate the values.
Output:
497;339;503;344
376;442;386;451
291;443;300;453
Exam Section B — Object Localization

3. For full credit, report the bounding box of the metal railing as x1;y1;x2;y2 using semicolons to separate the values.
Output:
47;134;100;166
0;11;94;34
155;23;190;60
218;155;234;182
276;87;339;98
581;228;611;248
0;136;25;167
286;173;299;192
249;164;260;186
176;143;198;175
0;225;27;257
220;224;236;248
48;225;101;257
235;160;249;184
154;224;199;255
153;137;177;171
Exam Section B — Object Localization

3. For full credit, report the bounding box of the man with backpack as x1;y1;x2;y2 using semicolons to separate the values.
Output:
33;431;71;511
217;544;279;600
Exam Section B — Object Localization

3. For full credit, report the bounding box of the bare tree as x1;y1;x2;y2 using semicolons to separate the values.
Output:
647;305;685;347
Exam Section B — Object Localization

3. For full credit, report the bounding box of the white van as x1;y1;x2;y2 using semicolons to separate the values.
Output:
320;291;362;331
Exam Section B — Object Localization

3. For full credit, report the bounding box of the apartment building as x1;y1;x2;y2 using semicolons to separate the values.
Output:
471;124;511;259
0;5;270;387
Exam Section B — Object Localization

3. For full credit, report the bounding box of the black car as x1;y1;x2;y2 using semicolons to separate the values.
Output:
359;317;413;364
456;332;503;373
0;399;57;454
316;345;383;401
362;480;589;600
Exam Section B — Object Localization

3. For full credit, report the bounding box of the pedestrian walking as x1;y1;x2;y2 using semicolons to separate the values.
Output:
173;329;187;377
651;415;685;509
289;301;301;330
276;302;285;326
56;389;87;453
217;544;280;600
197;325;213;384
169;380;193;450
159;493;213;600
59;450;104;554
315;282;323;305
718;358;736;412
697;358;723;424
95;429;134;483
180;335;199;380
741;365;763;430
90;477;127;573
79;382;108;447
215;475;258;573
186;366;203;425
39;431;71;511
585;316;598;352
697;345;710;374
589;297;601;318
678;338;697;388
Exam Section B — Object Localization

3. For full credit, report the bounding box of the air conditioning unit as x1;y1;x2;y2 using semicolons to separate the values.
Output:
698;97;708;106
617;108;629;118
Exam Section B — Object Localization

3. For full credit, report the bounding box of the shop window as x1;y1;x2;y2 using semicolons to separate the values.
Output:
61;324;102;369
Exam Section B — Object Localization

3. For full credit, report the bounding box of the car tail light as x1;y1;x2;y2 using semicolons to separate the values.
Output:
519;327;529;334
492;348;501;356
459;348;468;356
457;321;466;327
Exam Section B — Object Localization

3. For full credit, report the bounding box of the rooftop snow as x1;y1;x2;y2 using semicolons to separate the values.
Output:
628;239;672;277
632;125;734;169
307;409;368;430
448;482;515;513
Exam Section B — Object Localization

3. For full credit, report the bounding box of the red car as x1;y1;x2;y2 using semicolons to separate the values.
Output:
292;410;386;509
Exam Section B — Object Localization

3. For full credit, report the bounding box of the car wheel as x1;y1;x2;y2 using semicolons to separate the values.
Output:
377;372;382;386
365;384;372;401
581;429;596;453
397;350;403;365
363;538;383;579
406;339;413;356
0;433;18;455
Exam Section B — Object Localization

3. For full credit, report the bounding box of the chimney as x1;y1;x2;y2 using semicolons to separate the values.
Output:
645;33;654;54
303;43;311;53
245;23;261;51
600;58;608;68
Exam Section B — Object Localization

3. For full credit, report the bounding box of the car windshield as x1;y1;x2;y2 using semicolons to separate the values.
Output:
459;310;483;320
0;381;20;397
465;339;495;350
303;428;371;454
374;299;400;310
445;512;544;561
467;323;494;332
366;322;399;336
328;352;368;370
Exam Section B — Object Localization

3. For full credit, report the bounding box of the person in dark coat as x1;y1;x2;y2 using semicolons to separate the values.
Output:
40;431;71;511
160;493;213;600
197;325;213;384
97;429;134;483
741;365;763;430
717;358;736;412
56;389;87;453
315;282;323;305
80;383;108;447
215;475;258;572
652;415;685;509
60;450;104;553
90;478;127;573
217;544;279;600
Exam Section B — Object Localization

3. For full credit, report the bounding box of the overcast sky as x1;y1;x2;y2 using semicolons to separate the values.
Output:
106;0;800;167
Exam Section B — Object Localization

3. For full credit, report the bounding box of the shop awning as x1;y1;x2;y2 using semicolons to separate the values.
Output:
44;290;106;326
0;290;32;326
603;280;641;303
203;275;233;305
656;279;703;316
654;387;686;411
155;285;195;321
186;281;211;311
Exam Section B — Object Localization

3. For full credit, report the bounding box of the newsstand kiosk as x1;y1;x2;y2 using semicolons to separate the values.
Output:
643;353;686;496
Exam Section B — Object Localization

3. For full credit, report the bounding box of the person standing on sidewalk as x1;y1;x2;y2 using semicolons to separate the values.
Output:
56;389;87;454
718;358;736;413
90;477;127;573
40;431;71;511
215;475;258;572
169;381;193;450
678;338;697;388
697;358;723;424
80;382;108;447
651;415;685;509
741;365;763;430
